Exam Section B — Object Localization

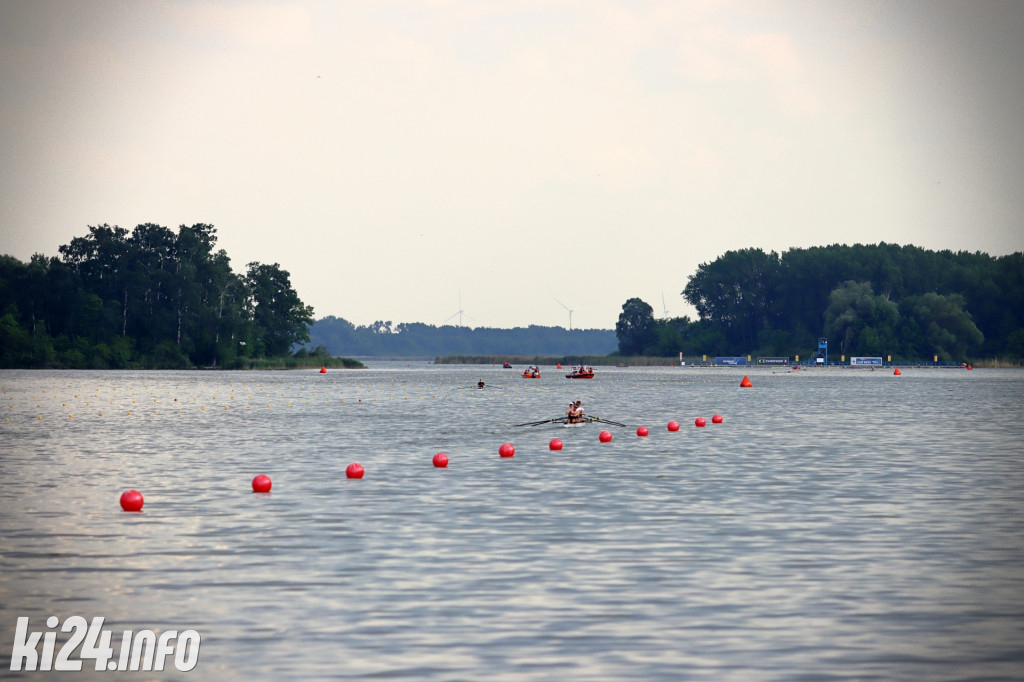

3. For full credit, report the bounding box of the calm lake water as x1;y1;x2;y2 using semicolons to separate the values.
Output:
1;364;1023;680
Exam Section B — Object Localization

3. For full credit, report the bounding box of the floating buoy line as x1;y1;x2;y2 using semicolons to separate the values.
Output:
0;369;785;511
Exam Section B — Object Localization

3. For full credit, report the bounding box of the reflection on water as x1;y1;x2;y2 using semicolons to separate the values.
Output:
2;365;1023;680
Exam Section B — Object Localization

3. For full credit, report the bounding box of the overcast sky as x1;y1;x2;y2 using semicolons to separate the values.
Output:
2;0;1021;329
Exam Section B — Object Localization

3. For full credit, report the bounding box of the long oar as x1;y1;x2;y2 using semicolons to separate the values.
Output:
591;417;626;427
586;416;626;427
513;417;567;427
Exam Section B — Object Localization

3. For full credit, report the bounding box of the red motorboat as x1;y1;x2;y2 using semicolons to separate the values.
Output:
565;366;594;379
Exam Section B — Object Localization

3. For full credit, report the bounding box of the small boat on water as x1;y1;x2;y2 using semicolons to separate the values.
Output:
565;365;595;379
502;362;512;369
521;366;541;378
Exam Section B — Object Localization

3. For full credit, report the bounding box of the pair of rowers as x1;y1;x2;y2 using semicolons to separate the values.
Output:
566;400;585;424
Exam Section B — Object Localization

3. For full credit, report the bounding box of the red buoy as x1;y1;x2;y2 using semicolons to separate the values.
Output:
346;463;365;479
499;442;515;458
740;376;752;387
252;474;272;493
637;425;649;437
599;430;613;443
711;414;723;424
119;489;144;512
549;438;563;451
432;452;449;468
695;417;706;427
319;366;327;373
667;420;680;432
894;368;902;375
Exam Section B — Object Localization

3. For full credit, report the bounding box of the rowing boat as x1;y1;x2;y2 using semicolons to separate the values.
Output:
513;416;626;428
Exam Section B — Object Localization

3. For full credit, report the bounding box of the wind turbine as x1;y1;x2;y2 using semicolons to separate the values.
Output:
554;298;575;331
443;290;475;327
661;292;670;319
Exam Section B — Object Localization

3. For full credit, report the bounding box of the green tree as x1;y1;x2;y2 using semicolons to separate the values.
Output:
125;223;178;350
615;298;656;355
823;281;899;357
246;262;314;356
0;312;34;367
3;222;322;367
683;248;780;350
899;293;983;361
59;224;132;337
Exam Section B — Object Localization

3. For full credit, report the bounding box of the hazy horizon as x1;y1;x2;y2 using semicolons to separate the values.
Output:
3;1;1022;329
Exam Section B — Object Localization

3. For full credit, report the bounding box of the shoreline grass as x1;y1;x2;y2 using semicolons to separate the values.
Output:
228;356;366;370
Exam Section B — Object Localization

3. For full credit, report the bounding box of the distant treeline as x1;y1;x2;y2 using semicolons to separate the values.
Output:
1;223;320;369
309;318;617;358
614;243;1024;362
5;234;1020;369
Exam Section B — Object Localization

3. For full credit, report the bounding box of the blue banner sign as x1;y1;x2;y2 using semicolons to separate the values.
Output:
850;356;883;366
714;356;748;366
756;357;789;365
